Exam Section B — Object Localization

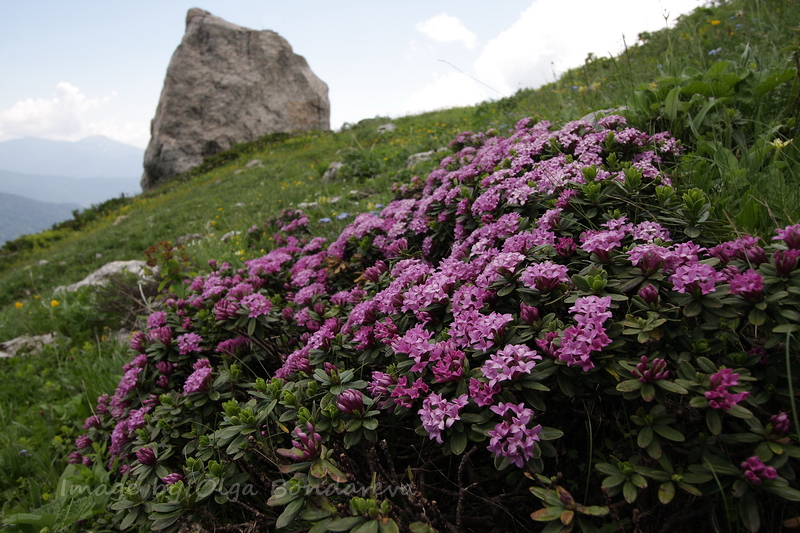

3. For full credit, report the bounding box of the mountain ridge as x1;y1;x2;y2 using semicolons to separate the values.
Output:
0;135;143;178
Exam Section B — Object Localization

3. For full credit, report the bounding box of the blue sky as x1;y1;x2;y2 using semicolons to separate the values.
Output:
0;0;704;148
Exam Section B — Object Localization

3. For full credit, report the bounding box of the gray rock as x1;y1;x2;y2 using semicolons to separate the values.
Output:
141;9;330;190
377;123;397;133
0;333;58;358
322;161;343;183
405;148;446;168
245;159;263;169
55;260;152;293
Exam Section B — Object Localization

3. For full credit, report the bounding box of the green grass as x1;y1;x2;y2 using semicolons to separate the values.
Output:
1;0;799;522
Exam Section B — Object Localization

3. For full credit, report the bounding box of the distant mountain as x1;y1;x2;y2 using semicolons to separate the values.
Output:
0;136;143;178
0;169;140;208
0;191;81;244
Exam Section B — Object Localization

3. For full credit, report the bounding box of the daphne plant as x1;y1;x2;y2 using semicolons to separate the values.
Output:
59;115;800;532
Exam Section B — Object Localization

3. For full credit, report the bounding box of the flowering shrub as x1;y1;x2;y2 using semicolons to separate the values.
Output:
72;116;800;532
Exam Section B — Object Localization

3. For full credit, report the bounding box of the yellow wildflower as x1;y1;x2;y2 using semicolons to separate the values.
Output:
50;300;59;308
710;20;721;25
14;302;23;309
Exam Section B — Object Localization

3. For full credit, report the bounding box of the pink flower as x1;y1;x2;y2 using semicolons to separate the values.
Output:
418;393;468;443
487;402;542;468
670;263;722;296
183;359;213;395
520;261;569;292
177;332;202;354
729;269;764;302
162;473;186;485
147;311;167;329
705;368;749;410
741;456;778;485
241;293;272;317
482;344;541;386
632;356;669;383
773;223;800;249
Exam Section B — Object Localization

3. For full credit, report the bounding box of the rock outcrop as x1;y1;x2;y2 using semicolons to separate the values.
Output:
141;8;330;190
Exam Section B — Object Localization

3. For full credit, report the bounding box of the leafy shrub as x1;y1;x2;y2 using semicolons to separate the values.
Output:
337;149;384;183
25;117;800;532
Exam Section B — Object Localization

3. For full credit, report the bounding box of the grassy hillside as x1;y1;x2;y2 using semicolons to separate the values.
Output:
1;0;799;530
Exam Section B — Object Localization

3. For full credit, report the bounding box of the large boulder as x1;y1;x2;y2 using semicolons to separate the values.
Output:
141;8;330;190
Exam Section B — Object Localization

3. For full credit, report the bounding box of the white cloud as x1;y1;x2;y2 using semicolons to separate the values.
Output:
474;0;704;95
0;82;149;147
416;13;478;49
403;72;493;116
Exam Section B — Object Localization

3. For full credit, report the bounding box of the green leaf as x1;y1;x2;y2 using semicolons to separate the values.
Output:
450;431;468;455
740;494;760;533
664;87;680;119
754;68;795;99
276;497;304;529
326;517;367;531
602;474;626;489
658;482;675;504
655;380;688;394
539;427;564;441
623;481;638;503
653;425;685;442
763;483;800;501
616;379;644;393
531;506;566;522
706;409;722;435
637;426;654;448
641;383;656;402
379;519;401;533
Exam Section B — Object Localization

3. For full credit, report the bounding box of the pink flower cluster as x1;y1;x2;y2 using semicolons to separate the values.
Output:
705;368;749;410
740;456;778;485
556;296;613;371
487;402;542;467
419;393;468;443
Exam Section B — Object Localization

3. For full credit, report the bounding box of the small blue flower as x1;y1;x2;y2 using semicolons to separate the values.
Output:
708;47;723;56
336;212;350;220
375;204;384;209
571;85;579;90
318;217;332;224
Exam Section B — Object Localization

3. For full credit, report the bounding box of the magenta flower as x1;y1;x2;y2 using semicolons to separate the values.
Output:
147;311;167;329
705;368;749;410
337;389;365;416
177;332;202;355
241;293;272;317
638;284;660;306
741;456;778;485
431;348;465;383
520;261;569;292
580;229;625;261
136;446;157;466
770;412;791;435
632;356;669;383
279;422;322;461
68;451;83;464
83;415;101;429
148;326;172;346
487;402;542;468
183;359;213;395
729;269;764;302
419;393;468;444
774;249;800;276
390;376;430;408
129;331;147;353
74;434;92;449
670;263;722;296
482;344;542;386
773;223;800;249
214;299;239;321
469;378;502;407
162;473;186;485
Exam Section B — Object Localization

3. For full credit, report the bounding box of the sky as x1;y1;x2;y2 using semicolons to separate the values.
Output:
0;0;706;149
